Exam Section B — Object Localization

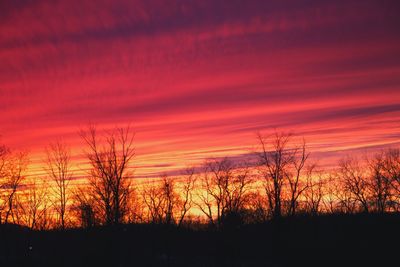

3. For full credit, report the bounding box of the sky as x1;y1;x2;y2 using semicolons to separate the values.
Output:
1;0;400;180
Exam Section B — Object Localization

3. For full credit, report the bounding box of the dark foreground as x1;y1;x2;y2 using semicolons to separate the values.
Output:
1;214;399;267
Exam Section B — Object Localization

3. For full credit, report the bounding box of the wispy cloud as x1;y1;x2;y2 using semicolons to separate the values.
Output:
1;0;399;179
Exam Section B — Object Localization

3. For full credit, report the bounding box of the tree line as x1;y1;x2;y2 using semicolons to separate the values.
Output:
0;126;400;230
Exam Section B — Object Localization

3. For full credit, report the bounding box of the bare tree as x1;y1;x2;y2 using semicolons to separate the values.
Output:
335;185;357;214
0;144;10;223
142;174;193;225
368;152;393;213
142;180;165;224
160;175;176;224
257;132;293;219
286;139;310;216
176;168;196;226
195;179;215;225
382;149;400;207
337;157;370;213
304;166;324;215
197;158;232;226
72;186;97;228
223;164;252;218
80;125;135;225
19;179;49;229
196;158;252;226
1;151;29;224
246;191;270;223
46;141;72;229
126;187;145;224
321;174;339;214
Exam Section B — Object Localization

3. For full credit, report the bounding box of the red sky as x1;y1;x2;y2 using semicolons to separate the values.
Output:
1;0;400;179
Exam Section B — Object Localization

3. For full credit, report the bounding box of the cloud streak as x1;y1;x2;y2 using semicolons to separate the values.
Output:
1;0;400;179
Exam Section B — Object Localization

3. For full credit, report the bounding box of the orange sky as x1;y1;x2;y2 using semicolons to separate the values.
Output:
1;0;400;181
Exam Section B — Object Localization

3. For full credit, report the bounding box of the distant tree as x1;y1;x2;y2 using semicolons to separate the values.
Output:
142;179;165;224
0;151;29;224
304;166;324;215
382;149;400;207
196;158;228;226
286;138;310;216
126;188;145;224
337;157;370;213
80;125;135;225
257;132;293;219
322;175;340;214
367;152;393;213
246;191;270;223
221;163;252;224
160;175;176;224
196;158;252;227
72;186;97;228
176;168;196;227
142;173;195;225
335;183;358;214
19;179;49;229
45;141;72;229
0;144;10;223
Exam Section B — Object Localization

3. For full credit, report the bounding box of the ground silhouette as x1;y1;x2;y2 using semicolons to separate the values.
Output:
1;213;399;267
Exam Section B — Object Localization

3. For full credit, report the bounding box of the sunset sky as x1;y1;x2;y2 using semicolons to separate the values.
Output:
1;0;400;180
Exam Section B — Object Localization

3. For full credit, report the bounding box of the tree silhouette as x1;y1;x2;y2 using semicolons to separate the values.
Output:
0;144;10;223
0;151;28;224
304;165;324;215
196;158;252;227
72;186;97;228
141;173;195;225
337;157;370;213
286;138;310;216
142;179;165;224
2;130;400;230
80;125;135;225
45;141;72;229
257;132;293;219
176;168;196;227
367;152;392;213
383;149;400;202
19;179;49;229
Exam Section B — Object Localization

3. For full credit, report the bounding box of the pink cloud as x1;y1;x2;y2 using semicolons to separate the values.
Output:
0;0;399;179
